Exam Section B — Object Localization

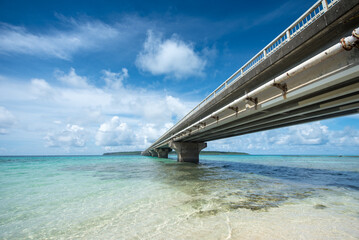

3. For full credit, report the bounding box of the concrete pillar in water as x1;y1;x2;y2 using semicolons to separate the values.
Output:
169;141;207;164
149;150;158;157
141;151;151;156
155;148;172;158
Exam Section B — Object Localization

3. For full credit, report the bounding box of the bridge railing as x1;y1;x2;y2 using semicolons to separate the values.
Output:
147;0;339;150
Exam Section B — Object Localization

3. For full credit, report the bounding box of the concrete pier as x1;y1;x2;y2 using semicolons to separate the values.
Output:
149;150;158;157
155;148;172;158
169;141;207;164
141;151;151;156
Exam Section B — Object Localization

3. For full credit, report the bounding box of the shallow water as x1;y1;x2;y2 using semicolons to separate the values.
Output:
1;155;359;239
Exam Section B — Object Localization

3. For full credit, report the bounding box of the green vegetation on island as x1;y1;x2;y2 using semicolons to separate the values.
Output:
200;151;249;155
103;151;249;156
103;151;142;156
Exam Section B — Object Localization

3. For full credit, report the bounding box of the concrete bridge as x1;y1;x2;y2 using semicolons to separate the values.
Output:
143;0;359;163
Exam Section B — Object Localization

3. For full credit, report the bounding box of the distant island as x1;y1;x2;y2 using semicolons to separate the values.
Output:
103;151;249;156
103;151;142;156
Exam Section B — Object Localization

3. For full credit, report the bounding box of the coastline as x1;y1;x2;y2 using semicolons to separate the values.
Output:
103;151;249;156
101;151;359;157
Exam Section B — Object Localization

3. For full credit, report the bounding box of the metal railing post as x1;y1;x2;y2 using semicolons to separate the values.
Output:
286;30;291;41
322;0;328;11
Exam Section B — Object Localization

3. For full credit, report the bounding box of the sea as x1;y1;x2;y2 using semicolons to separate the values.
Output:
1;154;359;240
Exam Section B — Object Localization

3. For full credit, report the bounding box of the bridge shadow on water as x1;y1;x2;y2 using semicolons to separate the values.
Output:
157;156;359;191
62;155;359;214
203;158;359;191
150;156;359;215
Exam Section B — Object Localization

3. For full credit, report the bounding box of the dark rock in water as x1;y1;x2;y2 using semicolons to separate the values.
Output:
314;204;327;209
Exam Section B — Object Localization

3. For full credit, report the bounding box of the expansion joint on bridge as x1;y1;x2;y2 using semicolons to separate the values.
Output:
273;82;288;99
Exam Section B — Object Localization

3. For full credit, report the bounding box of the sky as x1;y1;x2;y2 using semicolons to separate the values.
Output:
0;0;358;156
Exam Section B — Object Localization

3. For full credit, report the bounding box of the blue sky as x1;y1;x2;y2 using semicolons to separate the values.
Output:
0;0;358;155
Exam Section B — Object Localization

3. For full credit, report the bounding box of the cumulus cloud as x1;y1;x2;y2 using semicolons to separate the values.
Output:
95;116;174;150
96;116;135;146
209;121;359;155
140;123;169;145
126;94;190;125
269;122;329;145
0;106;16;134
56;68;90;88
45;124;86;148
0;68;192;142
0;19;119;60
165;95;188;116
136;30;206;79
330;127;359;147
102;68;129;89
30;78;54;99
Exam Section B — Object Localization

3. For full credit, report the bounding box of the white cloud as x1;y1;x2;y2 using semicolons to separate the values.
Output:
56;68;90;88
0;106;16;134
0;20;119;60
208;121;359;155
165;95;188;116
136;30;206;79
269;122;329;145
102;68;129;90
95;116;173;150
30;68;192;125
30;78;54;99
329;127;359;147
96;116;135;146
0;67;194;151
45;124;86;148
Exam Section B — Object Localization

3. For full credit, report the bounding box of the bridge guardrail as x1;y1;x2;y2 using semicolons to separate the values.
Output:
147;0;339;150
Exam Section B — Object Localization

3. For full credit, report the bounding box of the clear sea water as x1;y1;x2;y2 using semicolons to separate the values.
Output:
1;154;359;239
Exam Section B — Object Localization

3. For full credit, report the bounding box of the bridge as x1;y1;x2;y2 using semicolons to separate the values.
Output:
142;0;359;163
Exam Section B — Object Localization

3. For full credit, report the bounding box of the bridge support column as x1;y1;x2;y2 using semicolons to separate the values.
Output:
169;141;207;164
155;148;172;158
141;151;151;156
149;150;158;157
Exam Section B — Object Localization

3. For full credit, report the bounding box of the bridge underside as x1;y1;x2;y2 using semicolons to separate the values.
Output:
182;83;359;141
144;45;359;162
178;53;359;143
143;0;359;163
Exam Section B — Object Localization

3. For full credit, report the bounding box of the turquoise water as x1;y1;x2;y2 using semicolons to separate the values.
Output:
1;155;359;239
